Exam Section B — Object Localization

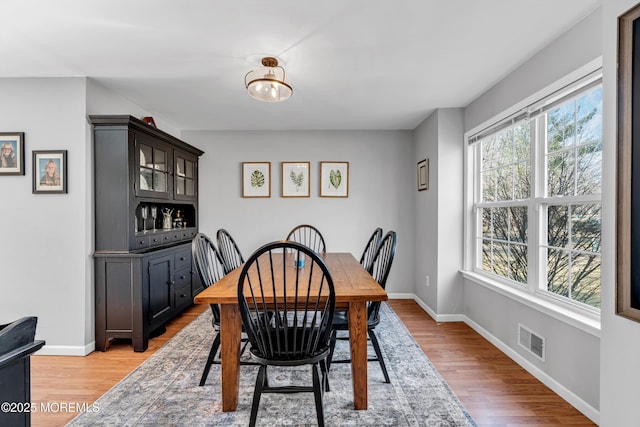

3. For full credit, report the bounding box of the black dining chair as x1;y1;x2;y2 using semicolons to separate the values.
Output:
192;232;253;386
327;230;397;383
238;240;336;427
216;228;245;274
286;224;326;253
359;227;383;272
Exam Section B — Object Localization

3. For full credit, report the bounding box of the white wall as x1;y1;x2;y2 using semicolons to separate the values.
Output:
459;7;603;421
414;113;439;308
413;109;465;317
182;130;415;295
86;79;181;139
600;1;640;426
435;109;465;315
0;78;90;354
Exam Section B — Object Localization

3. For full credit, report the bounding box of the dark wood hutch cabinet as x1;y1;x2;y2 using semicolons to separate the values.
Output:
90;115;204;352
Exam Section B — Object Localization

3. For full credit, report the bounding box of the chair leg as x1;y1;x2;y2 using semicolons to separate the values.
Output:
327;329;337;372
320;358;330;392
199;332;221;386
312;363;325;427
368;329;390;383
249;365;266;427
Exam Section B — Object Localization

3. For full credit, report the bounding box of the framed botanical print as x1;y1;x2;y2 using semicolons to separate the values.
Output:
0;132;25;175
320;161;349;197
33;150;67;194
282;162;310;197
242;161;271;198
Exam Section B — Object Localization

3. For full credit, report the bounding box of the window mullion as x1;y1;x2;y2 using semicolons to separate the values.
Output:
531;116;543;294
567;205;574;301
573;100;579;197
474;143;483;270
531;114;547;291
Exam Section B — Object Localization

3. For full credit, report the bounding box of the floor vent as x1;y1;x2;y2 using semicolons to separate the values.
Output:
518;323;545;362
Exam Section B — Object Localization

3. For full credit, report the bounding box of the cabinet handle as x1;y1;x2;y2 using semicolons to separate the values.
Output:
180;257;185;261
180;275;186;280
180;293;187;298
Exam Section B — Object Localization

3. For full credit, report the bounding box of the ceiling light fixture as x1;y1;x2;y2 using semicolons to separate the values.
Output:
245;57;293;102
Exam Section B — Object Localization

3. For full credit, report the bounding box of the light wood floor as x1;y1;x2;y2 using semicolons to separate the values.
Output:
29;300;595;426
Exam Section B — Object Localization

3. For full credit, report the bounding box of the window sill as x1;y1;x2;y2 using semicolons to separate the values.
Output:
460;270;601;338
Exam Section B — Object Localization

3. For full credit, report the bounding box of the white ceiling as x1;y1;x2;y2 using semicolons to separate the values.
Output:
0;1;601;131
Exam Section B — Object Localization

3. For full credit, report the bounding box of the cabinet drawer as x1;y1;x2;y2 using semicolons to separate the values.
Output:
174;267;191;289
174;249;191;271
174;283;192;310
149;234;163;247
135;235;149;250
161;233;173;244
181;228;196;240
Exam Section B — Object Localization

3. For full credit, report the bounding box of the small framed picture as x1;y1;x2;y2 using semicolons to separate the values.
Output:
33;150;67;194
320;161;349;197
282;162;310;197
0;132;25;175
417;158;428;191
242;161;271;198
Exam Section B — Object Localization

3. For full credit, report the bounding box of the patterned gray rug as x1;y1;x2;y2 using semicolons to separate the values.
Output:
68;303;476;426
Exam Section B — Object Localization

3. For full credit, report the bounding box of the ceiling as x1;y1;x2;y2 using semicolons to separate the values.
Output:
0;1;601;131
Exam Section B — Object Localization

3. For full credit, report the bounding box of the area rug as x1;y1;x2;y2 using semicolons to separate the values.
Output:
67;303;476;426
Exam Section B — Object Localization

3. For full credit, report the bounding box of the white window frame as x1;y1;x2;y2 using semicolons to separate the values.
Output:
463;61;602;334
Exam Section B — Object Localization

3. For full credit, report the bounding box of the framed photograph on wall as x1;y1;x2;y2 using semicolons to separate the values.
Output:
0;132;25;175
282;162;310;197
242;161;271;198
33;150;67;194
320;161;349;197
417;158;428;191
617;3;640;322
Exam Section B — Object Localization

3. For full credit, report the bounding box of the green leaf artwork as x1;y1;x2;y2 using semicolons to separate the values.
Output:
329;169;342;189
250;170;265;188
290;170;304;191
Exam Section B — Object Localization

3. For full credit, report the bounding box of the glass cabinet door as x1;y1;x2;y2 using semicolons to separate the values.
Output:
174;151;197;201
136;135;171;199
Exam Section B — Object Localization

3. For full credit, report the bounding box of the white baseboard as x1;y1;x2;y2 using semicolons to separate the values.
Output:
387;292;414;299
34;342;95;356
408;294;466;322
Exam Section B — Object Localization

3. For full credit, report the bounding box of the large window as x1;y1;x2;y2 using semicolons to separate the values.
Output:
471;74;602;310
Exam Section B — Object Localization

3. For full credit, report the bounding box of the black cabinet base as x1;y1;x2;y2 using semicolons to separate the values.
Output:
94;243;202;353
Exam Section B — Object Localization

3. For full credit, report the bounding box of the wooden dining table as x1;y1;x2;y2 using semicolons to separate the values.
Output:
193;251;388;412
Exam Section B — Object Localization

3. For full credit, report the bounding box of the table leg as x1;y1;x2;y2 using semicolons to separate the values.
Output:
220;304;242;412
348;300;368;410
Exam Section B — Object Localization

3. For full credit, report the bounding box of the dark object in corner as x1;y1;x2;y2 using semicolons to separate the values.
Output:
142;116;157;128
0;316;45;427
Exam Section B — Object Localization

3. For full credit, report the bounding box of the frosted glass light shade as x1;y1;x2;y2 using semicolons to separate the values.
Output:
245;57;293;102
